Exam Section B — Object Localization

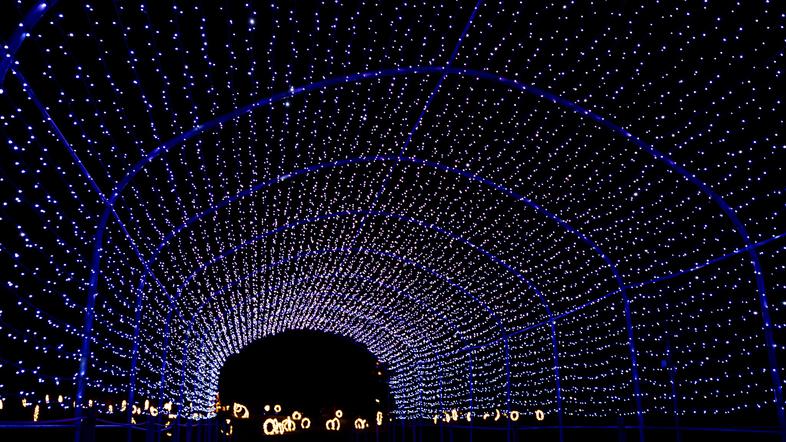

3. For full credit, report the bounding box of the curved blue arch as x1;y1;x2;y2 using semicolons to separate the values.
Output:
190;272;472;347
77;64;782;429
153;247;504;418
170;210;551;316
129;270;462;421
189;306;427;418
159;245;507;350
184;298;429;417
0;1;55;87
8;0;777;433
157;208;564;425
168;271;475;423
121;154;619;425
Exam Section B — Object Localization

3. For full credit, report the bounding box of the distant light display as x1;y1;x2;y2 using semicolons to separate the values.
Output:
0;0;785;439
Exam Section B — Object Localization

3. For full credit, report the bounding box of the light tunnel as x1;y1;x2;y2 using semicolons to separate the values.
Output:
1;1;785;441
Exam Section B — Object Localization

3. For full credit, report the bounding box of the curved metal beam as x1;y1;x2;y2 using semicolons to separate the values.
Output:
77;65;780;428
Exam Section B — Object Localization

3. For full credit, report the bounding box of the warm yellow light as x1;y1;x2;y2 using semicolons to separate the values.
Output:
273;404;282;413
0;399;3;410
300;417;311;429
33;404;40;422
144;399;150;410
376;411;383;426
22;399;28;408
466;412;471;422
282;417;296;432
335;409;343;418
163;401;172;412
45;395;50;404
510;410;520;422
149;407;158;417
432;415;439;425
262;417;297;435
58;395;64;404
263;418;278;436
451;409;458;421
326;417;341;431
291;410;302;420
264;405;270;412
535;409;545;421
233;402;249;419
108;404;114;414
354;418;368;429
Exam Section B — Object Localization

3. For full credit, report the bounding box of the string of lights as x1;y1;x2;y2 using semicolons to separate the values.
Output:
1;0;785;440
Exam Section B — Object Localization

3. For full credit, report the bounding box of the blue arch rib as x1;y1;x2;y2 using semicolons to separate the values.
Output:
194;302;426;418
190;272;471;346
130;153;624;422
4;4;778;425
168;270;475;424
186;299;427;418
128;267;474;412
0;1;55;86
113;154;618;426
156;208;563;423
74;64;782;432
155;246;502;415
158;245;506;364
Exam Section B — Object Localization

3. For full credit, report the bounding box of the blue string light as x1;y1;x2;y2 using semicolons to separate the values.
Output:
1;1;785;440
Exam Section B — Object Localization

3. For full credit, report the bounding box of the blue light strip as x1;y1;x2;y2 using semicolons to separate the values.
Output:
3;2;782;437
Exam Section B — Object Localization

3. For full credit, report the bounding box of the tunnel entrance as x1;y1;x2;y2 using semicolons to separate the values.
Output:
217;330;393;440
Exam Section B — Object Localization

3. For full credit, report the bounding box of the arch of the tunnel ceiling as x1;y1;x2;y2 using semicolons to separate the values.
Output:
145;205;565;414
159;210;557;362
178;301;436;418
145;307;429;419
171;273;493;414
100;152;628;425
92;113;781;429
174;274;510;416
6;0;777;425
185;288;459;364
121;153;633;420
183;271;474;353
158;209;550;326
150;246;509;405
175;275;470;377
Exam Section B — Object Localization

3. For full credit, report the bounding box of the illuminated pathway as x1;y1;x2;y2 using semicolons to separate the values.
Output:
0;1;785;441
